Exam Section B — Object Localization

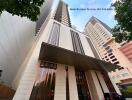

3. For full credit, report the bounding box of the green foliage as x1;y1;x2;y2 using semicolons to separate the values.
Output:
122;91;132;98
127;86;132;92
112;0;132;43
119;85;132;98
0;0;45;21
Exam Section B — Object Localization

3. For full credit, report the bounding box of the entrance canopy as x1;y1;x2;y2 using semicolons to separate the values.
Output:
39;42;121;72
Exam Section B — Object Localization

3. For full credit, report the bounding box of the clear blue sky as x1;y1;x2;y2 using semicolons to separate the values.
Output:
53;0;117;32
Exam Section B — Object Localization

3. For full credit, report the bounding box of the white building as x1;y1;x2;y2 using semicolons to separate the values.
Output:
12;1;121;100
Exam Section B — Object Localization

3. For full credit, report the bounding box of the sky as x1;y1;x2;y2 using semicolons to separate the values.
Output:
53;0;117;32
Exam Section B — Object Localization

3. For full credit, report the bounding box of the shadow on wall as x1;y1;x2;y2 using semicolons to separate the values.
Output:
0;11;36;86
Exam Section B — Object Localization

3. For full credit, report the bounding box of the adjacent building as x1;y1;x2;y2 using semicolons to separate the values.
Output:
119;41;132;63
85;16;132;85
13;1;121;100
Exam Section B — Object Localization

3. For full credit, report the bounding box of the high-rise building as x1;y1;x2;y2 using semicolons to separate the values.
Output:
54;1;71;27
13;1;122;100
85;16;132;84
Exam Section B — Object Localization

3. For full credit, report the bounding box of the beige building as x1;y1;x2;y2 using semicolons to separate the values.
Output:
12;1;122;100
85;16;132;85
119;41;132;63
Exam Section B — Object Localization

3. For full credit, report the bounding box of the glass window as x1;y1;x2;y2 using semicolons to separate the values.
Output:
71;30;85;55
29;62;57;100
122;73;129;77
75;69;91;100
48;22;60;46
112;58;117;62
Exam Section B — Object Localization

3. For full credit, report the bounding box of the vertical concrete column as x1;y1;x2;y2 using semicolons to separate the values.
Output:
85;70;104;100
68;66;79;100
96;71;109;93
13;61;39;100
108;73;121;95
54;64;66;100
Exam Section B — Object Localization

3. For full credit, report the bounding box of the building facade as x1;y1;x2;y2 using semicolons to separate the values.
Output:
119;41;132;63
13;1;121;100
54;1;71;27
85;16;132;85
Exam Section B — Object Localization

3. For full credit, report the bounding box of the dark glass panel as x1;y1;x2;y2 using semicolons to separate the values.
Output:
29;62;56;100
71;30;85;55
75;69;91;100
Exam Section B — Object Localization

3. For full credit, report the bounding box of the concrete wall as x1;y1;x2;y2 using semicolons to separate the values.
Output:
119;41;132;63
58;21;73;51
68;66;79;100
79;33;95;57
13;18;53;100
54;64;66;100
0;11;36;86
85;70;104;100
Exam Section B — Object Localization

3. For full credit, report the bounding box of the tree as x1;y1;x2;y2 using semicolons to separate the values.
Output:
112;0;132;43
0;0;45;21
